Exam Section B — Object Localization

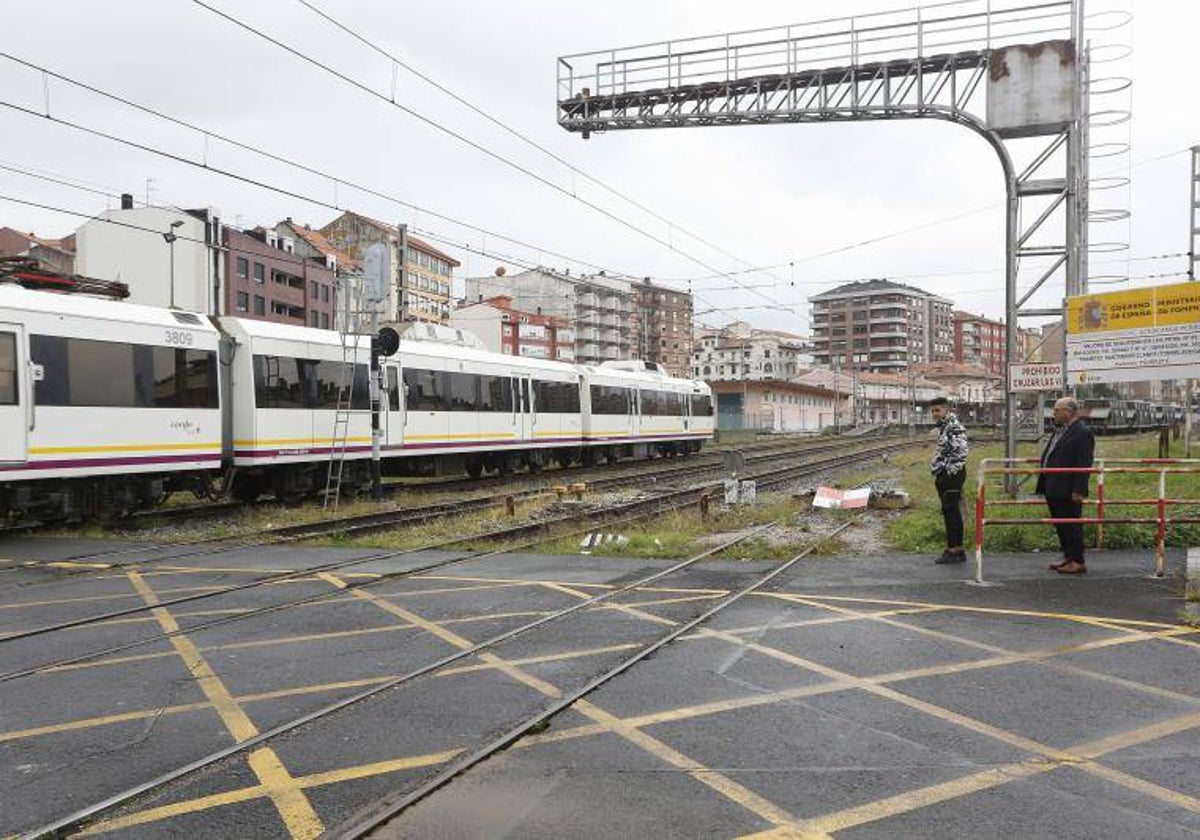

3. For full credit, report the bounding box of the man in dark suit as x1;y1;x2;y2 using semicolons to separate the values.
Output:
1037;397;1096;575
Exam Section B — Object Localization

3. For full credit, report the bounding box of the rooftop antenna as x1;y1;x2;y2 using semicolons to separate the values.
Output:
144;177;156;208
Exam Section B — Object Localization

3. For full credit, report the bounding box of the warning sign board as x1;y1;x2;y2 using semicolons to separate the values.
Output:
1009;362;1063;392
1066;282;1200;385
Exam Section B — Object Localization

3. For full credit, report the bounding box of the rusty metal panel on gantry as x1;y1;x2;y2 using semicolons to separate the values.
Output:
986;40;1076;139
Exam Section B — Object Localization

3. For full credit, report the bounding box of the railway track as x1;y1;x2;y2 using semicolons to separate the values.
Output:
0;434;901;589
113;433;874;529
0;438;915;687
16;489;867;839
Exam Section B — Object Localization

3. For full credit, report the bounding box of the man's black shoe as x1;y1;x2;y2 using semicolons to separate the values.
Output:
935;550;966;564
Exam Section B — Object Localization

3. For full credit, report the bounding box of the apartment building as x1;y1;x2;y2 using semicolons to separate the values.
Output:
690;321;810;382
225;227;336;329
628;279;694;377
464;268;632;366
809;279;954;373
320;211;460;325
953;310;1006;376
450;295;575;360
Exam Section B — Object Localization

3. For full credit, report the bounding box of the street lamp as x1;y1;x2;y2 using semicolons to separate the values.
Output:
162;220;184;309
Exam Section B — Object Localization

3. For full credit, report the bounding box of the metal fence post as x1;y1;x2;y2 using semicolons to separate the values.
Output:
1096;458;1105;549
1156;467;1167;577
974;459;988;584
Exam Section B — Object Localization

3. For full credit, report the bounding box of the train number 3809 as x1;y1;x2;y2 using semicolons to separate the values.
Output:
165;329;195;346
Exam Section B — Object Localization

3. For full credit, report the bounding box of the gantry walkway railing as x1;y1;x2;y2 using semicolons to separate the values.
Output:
557;0;1072;134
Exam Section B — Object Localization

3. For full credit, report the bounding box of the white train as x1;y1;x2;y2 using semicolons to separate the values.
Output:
0;286;713;519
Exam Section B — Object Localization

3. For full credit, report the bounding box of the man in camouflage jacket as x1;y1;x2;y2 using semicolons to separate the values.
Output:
929;396;969;564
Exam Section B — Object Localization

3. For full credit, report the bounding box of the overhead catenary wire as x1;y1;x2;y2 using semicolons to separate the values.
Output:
293;0;784;286
0;52;646;283
185;0;786;313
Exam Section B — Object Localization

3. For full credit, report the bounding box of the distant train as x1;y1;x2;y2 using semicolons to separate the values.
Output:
1042;398;1185;435
0;285;714;521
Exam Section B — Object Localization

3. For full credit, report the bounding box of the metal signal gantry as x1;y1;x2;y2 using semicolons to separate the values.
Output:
557;0;1091;470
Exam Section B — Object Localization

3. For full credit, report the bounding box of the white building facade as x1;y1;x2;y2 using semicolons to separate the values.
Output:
75;205;225;314
690;322;811;382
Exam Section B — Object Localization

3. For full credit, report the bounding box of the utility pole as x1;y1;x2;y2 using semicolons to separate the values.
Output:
1186;145;1199;455
832;355;841;435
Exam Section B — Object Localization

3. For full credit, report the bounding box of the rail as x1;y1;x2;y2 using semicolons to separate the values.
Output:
974;458;1200;583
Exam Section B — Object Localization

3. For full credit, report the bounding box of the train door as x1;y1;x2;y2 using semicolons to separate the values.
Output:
385;365;403;449
683;390;692;434
0;325;26;463
629;387;641;439
514;376;532;442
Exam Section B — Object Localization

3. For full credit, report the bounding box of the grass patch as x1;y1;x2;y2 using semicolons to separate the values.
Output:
881;432;1200;554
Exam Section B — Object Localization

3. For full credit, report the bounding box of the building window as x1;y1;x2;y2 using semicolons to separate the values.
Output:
236;291;249;312
236;257;249;279
311;280;319;296
253;295;265;316
310;311;319;327
253;263;265;283
322;285;330;303
321;312;329;329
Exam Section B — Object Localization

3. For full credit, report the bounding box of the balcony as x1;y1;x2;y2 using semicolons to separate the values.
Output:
870;329;907;339
577;293;599;309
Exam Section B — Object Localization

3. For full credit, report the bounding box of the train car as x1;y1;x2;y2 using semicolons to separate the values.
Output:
222;319;713;495
385;323;586;478
0;286;222;520
581;361;711;462
220;317;374;502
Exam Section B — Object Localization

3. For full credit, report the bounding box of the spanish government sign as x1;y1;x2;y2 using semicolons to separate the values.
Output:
1066;281;1200;385
1009;363;1063;392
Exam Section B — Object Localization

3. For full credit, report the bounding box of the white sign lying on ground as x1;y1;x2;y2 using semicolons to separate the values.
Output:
812;486;871;510
1008;362;1063;392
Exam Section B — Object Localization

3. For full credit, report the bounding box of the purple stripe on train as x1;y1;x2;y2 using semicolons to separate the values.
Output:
0;453;222;472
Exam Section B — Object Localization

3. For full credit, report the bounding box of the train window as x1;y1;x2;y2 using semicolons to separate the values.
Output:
29;336;218;409
478;374;513;412
0;332;15;405
640;390;660;416
30;336;69;405
183;349;220;408
444;371;479;411
72;341;137;407
533;380;580;413
589;384;629;415
302;360;369;411
691;394;713;417
253;355;305;409
404;368;445;412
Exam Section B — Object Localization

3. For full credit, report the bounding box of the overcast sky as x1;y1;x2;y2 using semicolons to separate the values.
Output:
1;0;1191;334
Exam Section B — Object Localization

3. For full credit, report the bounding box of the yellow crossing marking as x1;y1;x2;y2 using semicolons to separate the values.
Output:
0;583;224;611
322;572;805;831
766;591;1185;630
126;571;323;839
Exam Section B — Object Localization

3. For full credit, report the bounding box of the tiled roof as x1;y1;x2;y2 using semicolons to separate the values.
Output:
285;222;360;270
913;362;999;379
326;211;461;267
809;277;951;302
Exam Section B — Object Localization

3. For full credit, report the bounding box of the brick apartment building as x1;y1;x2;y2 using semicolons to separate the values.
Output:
450;295;575;360
628;279;694;377
225;227;336;330
953;310;1006;377
810;278;954;373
